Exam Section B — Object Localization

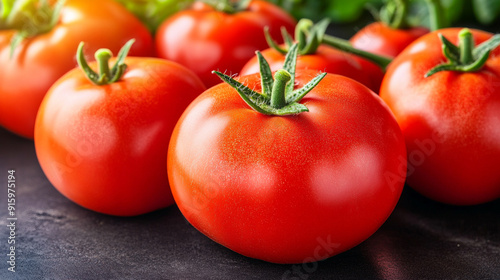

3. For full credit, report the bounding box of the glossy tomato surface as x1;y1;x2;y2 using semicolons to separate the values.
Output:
0;0;153;139
155;0;295;88
240;45;384;93
380;28;500;205
350;22;428;58
168;70;407;263
35;58;205;216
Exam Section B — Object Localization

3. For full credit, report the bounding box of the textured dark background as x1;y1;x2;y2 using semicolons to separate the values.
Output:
1;20;500;280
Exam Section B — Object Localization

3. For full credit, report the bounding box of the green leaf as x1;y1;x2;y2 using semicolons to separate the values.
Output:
280;26;294;49
310;18;330;43
406;0;463;29
425;50;490;77
115;0;194;33
256;51;273;98
439;34;460;61
212;71;270;115
213;71;308;116
282;43;298;94
472;0;500;25
326;0;375;23
473;34;500;60
264;26;288;55
287;72;327;103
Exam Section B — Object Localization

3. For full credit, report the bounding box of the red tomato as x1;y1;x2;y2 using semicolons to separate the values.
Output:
0;0;153;139
240;45;384;93
155;0;295;88
380;28;500;205
35;56;205;216
350;22;429;58
168;69;406;263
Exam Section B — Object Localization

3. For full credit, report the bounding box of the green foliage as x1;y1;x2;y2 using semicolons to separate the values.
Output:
472;0;500;25
266;0;500;27
115;0;194;33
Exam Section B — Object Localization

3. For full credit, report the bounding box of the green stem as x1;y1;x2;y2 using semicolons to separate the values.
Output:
1;0;12;22
322;35;392;70
270;70;291;109
425;0;446;31
294;18;313;49
77;39;134;86
95;49;113;84
459;29;474;65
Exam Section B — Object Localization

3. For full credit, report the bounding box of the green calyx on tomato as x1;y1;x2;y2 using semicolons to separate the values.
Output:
266;18;393;71
201;0;251;14
425;28;500;77
213;43;326;116
77;39;135;85
264;18;329;56
114;0;194;33
0;0;65;56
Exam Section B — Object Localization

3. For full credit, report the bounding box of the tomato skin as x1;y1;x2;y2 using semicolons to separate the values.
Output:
0;0;154;139
350;22;429;58
155;0;295;88
34;58;205;216
380;28;500;205
240;45;384;93
168;70;406;263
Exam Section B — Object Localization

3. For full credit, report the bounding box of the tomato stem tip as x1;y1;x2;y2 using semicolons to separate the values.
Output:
77;39;135;86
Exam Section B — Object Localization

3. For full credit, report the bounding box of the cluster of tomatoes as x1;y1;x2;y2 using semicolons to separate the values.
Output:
1;0;499;264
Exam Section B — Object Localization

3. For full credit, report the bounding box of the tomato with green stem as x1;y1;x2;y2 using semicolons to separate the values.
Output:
168;44;407;263
241;18;387;93
380;28;500;205
0;0;154;139
350;0;445;58
155;0;295;88
34;40;205;216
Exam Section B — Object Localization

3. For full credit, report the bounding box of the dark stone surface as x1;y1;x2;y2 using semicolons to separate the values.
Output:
1;117;500;280
1;21;500;280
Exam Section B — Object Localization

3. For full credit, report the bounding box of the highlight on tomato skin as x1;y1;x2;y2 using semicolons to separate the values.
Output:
34;40;206;216
380;27;500;205
350;22;429;58
155;0;296;88
0;0;155;140
167;47;407;264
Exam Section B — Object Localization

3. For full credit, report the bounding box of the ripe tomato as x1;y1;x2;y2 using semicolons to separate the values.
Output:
0;0;154;139
168;57;406;263
350;22;429;58
380;28;500;205
240;45;385;93
35;42;205;216
155;0;295;88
